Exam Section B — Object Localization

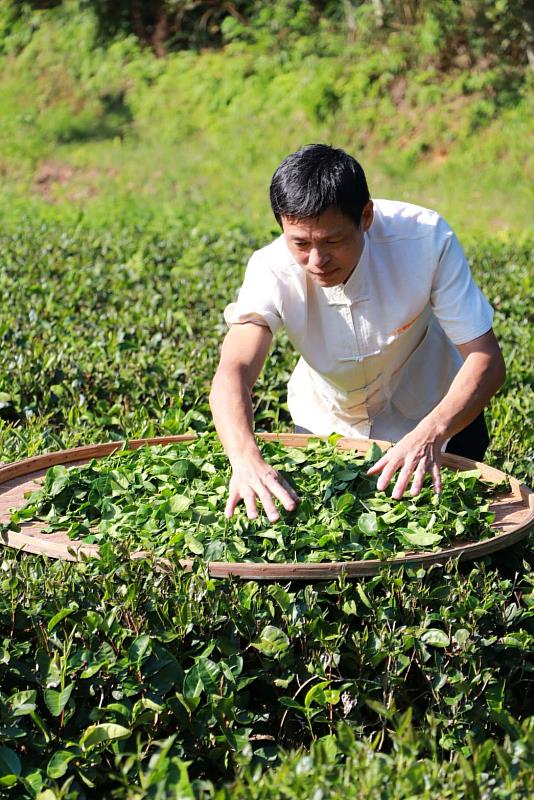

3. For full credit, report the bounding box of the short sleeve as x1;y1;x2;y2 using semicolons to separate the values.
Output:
430;220;494;345
224;251;284;335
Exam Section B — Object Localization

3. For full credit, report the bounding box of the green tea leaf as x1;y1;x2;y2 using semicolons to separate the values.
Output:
252;625;290;656
336;493;355;512
9;690;37;717
128;635;151;663
36;790;58;800
46;466;70;498
420;629;450;648
80;723;131;750
453;628;470;646
184;534;204;555
358;512;378;535
47;750;75;779
47;604;78;632
336;470;360;481
43;684;73;717
196;658;220;691
401;529;443;547
364;443;383;463
169;494;193;514
304;680;331;709
356;582;373;609
0;746;21;787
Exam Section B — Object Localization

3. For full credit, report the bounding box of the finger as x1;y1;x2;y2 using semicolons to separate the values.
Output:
431;462;442;494
391;462;416;500
254;485;281;523
410;460;428;497
375;460;402;492
262;469;299;507
280;479;300;504
366;454;390;475
224;489;240;518
266;477;299;511
243;492;259;520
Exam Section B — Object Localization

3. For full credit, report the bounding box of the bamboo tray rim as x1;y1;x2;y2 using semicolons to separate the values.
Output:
1;434;533;579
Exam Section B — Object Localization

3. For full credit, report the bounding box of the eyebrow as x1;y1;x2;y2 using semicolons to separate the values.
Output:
288;229;346;242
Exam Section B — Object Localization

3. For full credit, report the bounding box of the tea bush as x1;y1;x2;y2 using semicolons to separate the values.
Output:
0;215;532;798
0;543;532;797
0;220;531;479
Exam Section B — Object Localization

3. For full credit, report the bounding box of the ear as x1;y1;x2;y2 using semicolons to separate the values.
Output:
361;200;374;232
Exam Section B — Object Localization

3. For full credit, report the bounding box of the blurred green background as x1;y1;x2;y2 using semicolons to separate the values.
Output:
1;0;533;238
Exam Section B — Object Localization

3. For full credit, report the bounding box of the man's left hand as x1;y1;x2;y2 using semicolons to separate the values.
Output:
366;330;506;499
366;422;445;499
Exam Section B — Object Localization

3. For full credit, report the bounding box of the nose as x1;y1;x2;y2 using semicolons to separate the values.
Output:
308;247;329;269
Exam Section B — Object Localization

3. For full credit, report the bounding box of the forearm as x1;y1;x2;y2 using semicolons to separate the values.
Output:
368;334;506;497
210;364;299;521
209;317;295;521
417;349;506;442
209;367;262;466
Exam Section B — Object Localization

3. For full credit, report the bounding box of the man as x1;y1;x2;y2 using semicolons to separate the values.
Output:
210;145;505;522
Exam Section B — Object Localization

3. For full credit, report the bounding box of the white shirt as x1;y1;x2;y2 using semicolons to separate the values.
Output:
224;199;494;442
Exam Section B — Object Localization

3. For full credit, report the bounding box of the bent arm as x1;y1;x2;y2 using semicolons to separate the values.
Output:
209;323;298;520
210;323;273;464
368;329;506;498
425;328;506;442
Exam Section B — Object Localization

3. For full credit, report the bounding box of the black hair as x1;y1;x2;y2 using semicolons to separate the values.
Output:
270;144;370;227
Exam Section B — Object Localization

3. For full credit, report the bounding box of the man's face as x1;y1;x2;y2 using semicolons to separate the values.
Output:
281;203;374;287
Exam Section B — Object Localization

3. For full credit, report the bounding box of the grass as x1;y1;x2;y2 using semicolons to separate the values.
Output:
0;4;532;237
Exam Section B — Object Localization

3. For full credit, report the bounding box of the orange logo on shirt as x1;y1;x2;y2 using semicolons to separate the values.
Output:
388;315;419;338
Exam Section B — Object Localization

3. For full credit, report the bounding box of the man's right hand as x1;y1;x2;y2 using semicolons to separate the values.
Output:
225;454;300;522
210;323;300;523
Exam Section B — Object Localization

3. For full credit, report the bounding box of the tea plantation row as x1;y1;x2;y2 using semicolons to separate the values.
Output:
0;218;531;479
0;218;532;798
1;550;532;798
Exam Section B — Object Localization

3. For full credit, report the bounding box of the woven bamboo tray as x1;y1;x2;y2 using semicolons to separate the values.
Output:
1;434;533;579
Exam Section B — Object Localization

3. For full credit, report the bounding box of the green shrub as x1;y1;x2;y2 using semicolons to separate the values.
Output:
0;542;532;797
0;217;531;797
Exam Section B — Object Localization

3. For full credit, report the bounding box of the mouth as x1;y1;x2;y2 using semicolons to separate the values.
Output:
312;270;340;283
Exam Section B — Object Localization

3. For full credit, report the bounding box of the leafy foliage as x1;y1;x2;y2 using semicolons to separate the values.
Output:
8;437;499;561
0;543;532;797
0;0;532;236
219;718;534;799
2;1;532;66
0;219;531;797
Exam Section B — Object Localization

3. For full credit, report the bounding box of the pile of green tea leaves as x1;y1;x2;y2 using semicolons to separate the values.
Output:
7;436;500;562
